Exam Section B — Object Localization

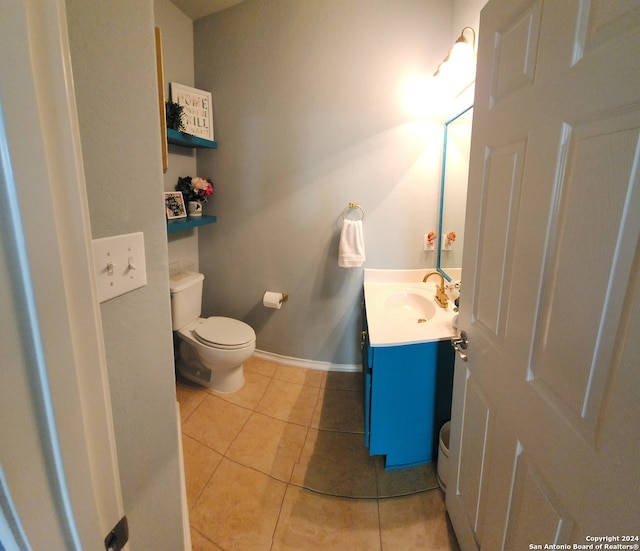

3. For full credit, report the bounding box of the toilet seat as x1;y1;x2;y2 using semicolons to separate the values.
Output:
193;316;256;350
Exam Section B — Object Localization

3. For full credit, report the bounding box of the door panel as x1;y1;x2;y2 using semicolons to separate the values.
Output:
530;111;640;441
578;0;640;60
489;0;541;107
502;446;575;550
474;140;525;341
457;370;493;535
447;0;640;548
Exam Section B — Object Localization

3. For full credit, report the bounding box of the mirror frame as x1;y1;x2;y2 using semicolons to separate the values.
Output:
437;104;473;282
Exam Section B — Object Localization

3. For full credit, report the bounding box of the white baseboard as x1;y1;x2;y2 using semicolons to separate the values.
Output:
253;349;360;373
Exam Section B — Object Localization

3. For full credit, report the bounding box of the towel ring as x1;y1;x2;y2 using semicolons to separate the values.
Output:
342;202;365;220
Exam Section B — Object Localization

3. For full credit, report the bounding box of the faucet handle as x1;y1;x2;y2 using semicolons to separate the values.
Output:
445;283;460;301
436;290;449;308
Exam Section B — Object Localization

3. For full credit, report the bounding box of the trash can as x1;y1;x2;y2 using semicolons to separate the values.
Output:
437;421;451;492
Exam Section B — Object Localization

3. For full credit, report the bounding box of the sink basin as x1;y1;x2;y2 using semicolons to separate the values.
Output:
363;269;458;346
382;290;436;322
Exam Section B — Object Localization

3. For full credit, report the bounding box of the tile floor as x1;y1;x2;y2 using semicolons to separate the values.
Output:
176;356;460;551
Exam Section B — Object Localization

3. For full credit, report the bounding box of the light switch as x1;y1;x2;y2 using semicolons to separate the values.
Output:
92;232;147;303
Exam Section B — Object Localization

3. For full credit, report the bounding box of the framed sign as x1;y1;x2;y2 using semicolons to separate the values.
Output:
155;28;168;172
164;191;187;220
170;82;214;141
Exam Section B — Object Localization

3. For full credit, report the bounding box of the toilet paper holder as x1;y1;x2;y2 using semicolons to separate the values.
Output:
263;291;289;309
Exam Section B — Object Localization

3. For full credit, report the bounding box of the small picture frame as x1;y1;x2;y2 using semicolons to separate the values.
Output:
164;191;187;220
170;82;214;141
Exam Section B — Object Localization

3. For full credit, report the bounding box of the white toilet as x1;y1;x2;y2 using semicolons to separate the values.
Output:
169;271;256;393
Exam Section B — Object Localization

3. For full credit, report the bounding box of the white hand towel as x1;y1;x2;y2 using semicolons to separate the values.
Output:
338;219;366;268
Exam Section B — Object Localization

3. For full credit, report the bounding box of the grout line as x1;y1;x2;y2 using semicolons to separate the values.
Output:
190;526;218;549
178;375;438;498
179;358;452;550
221;411;252;457
215;440;441;500
288;423;311;482
376;497;383;550
177;387;208;425
269;469;291;551
180;425;225;512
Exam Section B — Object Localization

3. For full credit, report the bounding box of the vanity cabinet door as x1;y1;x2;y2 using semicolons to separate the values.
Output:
368;341;454;469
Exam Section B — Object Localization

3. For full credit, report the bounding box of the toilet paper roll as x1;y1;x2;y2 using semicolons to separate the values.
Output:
263;291;283;309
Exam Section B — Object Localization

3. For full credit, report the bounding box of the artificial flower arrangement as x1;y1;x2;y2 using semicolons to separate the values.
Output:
175;176;214;203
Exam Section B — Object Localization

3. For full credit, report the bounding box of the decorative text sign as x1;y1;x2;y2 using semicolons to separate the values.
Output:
170;82;214;141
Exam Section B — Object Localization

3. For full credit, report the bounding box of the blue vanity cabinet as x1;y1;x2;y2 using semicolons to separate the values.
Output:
363;327;455;470
362;324;372;448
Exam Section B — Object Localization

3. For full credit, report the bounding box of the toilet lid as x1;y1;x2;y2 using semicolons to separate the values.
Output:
193;316;255;348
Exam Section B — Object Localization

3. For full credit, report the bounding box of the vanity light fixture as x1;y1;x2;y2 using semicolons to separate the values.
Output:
434;27;476;77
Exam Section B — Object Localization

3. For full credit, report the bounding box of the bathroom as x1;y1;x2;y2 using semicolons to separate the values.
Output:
162;0;480;547
9;0;639;549
163;0;480;367
165;2;640;549
2;0;480;548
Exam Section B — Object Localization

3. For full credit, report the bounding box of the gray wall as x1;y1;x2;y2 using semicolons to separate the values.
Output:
155;0;201;272
65;1;185;548
194;0;452;365
452;0;487;43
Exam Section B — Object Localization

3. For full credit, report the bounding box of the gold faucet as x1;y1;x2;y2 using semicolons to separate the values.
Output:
423;271;449;309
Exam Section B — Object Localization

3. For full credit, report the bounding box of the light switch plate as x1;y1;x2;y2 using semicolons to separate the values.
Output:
92;232;147;303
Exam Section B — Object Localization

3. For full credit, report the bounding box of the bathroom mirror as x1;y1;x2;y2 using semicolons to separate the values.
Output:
437;105;473;281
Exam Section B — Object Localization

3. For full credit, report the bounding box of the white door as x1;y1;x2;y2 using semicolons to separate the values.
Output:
447;0;640;549
1;1;125;549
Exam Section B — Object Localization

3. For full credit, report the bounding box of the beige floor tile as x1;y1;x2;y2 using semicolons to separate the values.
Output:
190;458;287;551
274;363;325;387
272;485;381;551
180;360;457;549
375;459;440;498
323;370;363;391
378;490;460;551
182;394;251;454
182;434;222;509
244;355;278;377
290;428;378;498
190;528;224;551
209;369;270;410
226;411;308;482
176;378;208;423
256;378;320;426
312;387;364;433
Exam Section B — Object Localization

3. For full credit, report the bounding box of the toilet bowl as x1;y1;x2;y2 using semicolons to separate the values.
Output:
170;272;256;393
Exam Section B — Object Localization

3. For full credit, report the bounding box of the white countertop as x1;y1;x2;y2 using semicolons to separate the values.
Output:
363;269;458;347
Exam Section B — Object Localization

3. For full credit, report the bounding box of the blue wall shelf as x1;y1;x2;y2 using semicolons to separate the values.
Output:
167;128;217;149
167;214;217;233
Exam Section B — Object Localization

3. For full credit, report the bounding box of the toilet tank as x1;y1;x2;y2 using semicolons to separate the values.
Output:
169;271;204;330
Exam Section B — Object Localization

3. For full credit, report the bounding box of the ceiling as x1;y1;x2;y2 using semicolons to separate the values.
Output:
169;0;245;20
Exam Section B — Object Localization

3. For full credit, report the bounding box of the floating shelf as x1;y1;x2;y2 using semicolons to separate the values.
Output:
167;215;217;234
167;128;217;149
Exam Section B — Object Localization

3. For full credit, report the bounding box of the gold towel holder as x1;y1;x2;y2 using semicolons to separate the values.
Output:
342;202;365;220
